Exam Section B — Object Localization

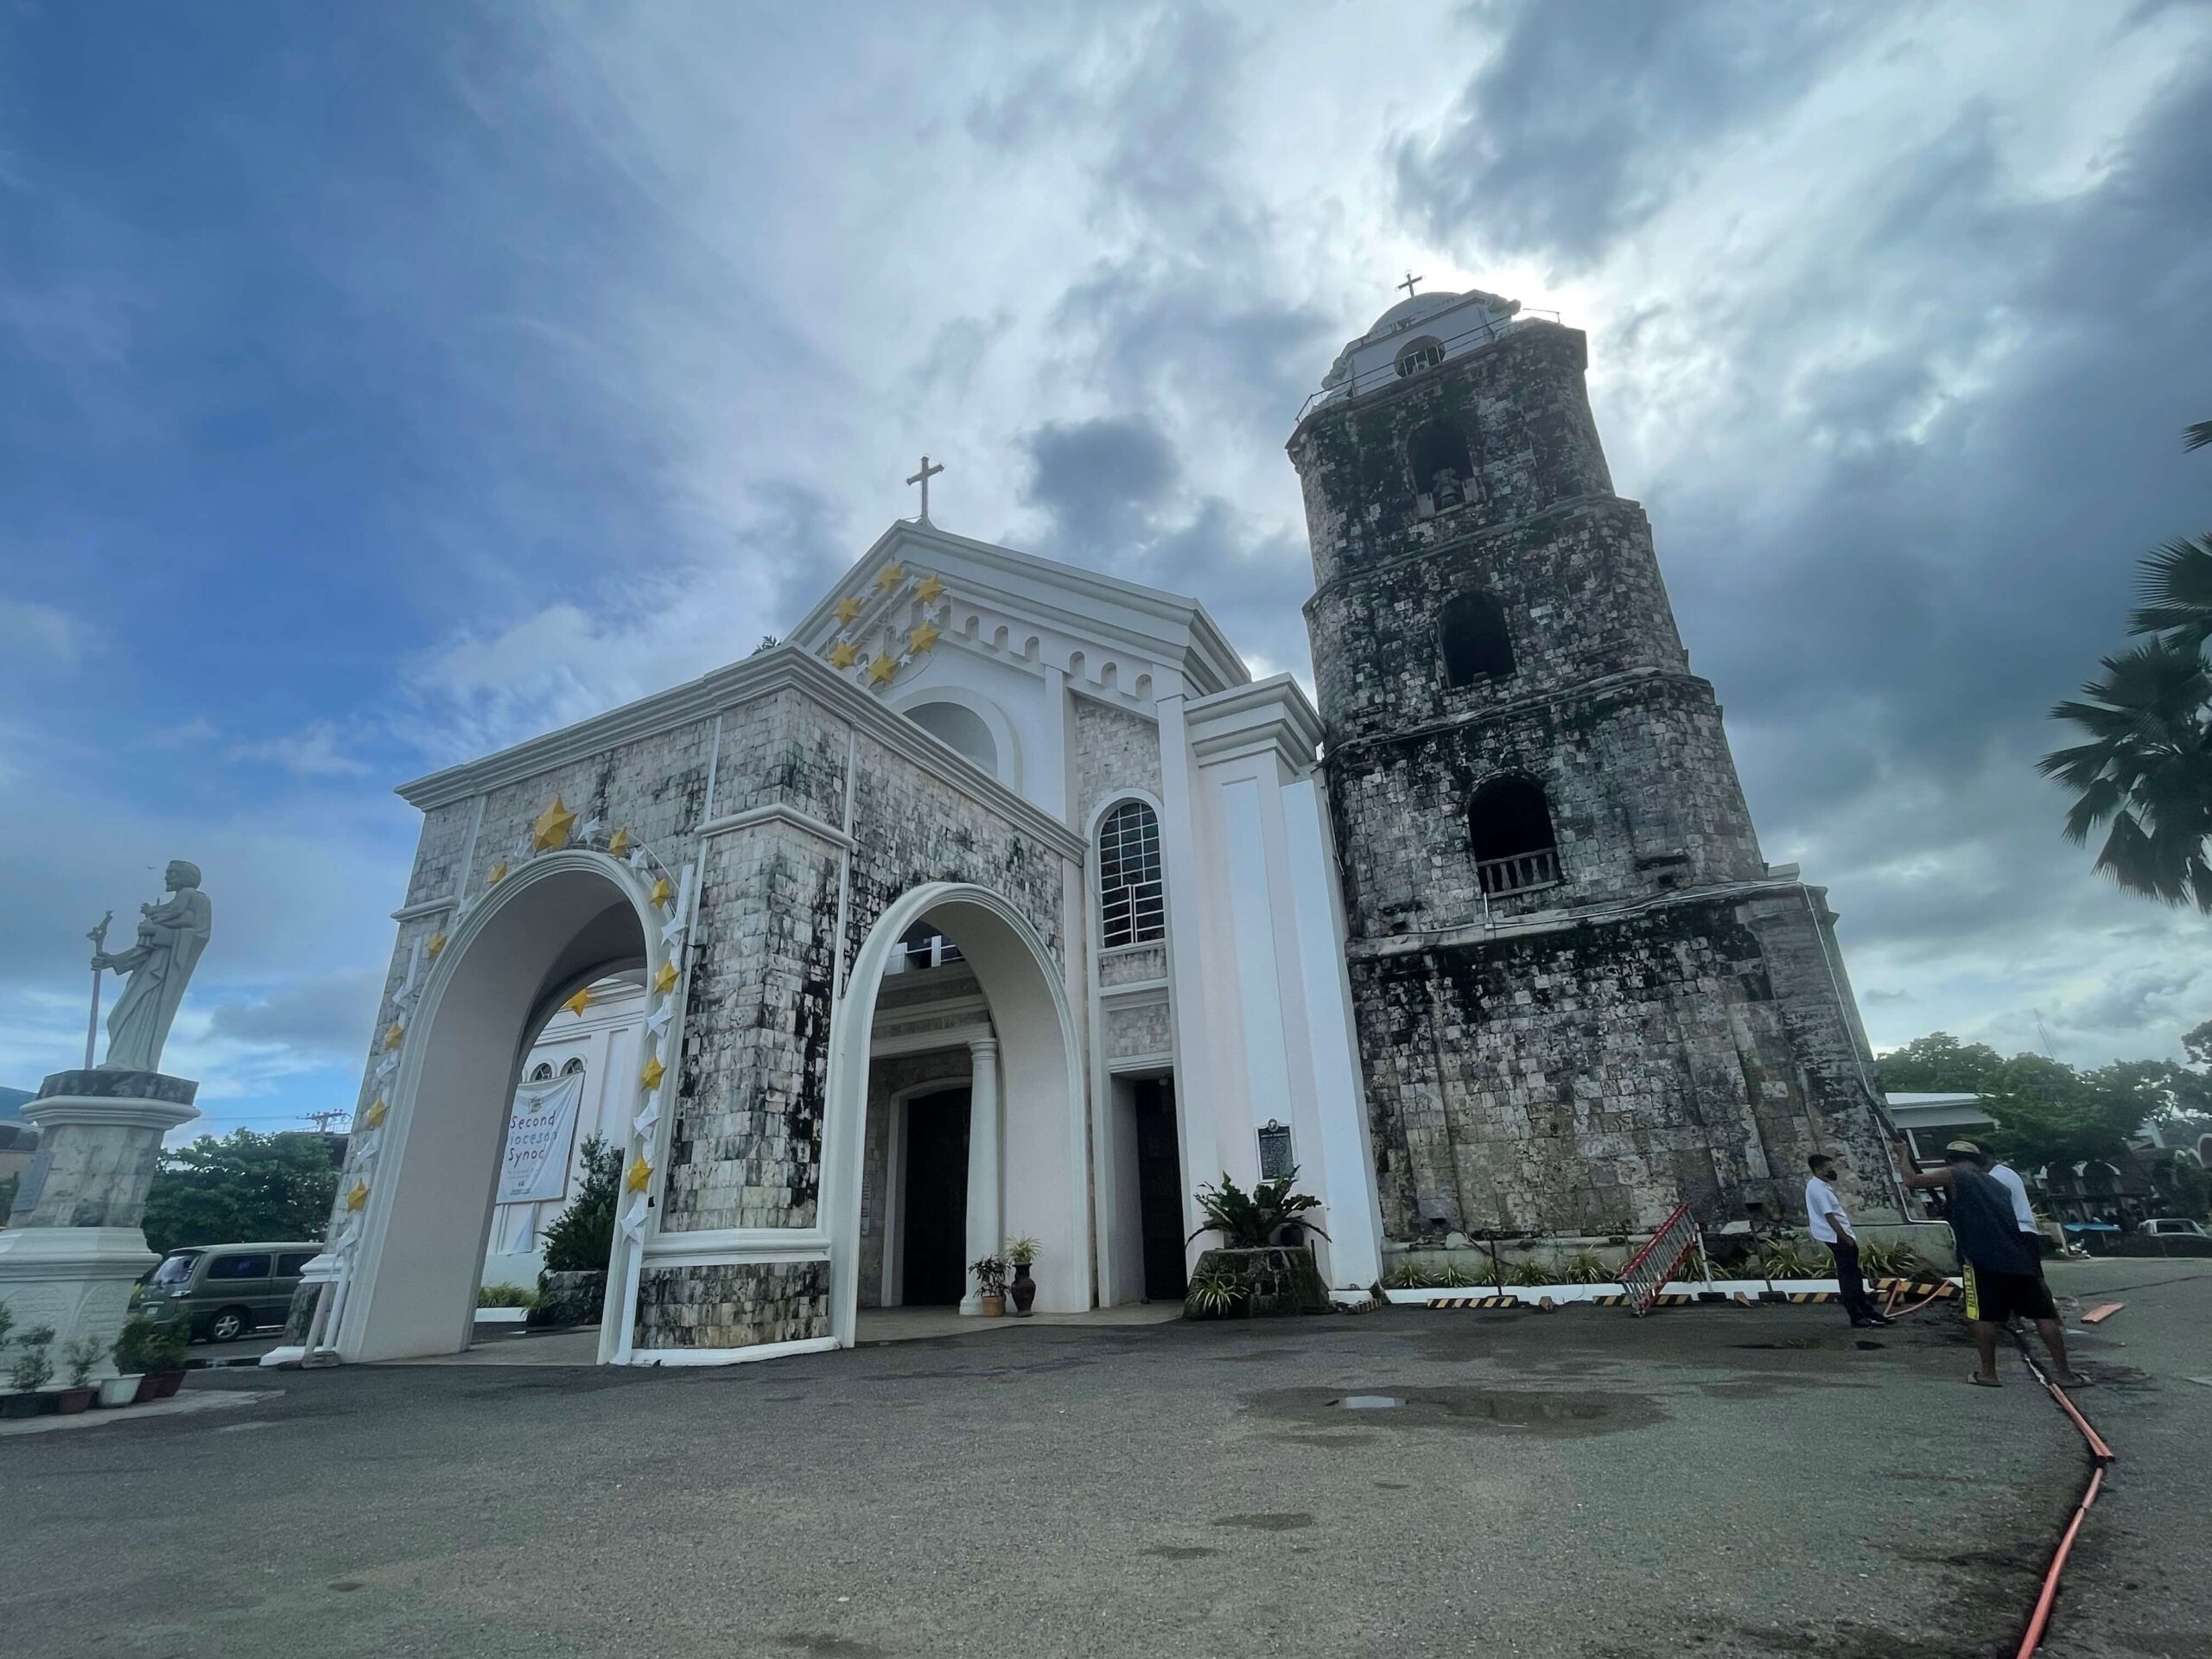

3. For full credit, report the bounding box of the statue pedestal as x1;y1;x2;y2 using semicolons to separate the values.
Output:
0;1069;198;1377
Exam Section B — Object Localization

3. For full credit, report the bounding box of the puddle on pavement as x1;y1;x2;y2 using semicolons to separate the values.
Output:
1247;1385;1658;1438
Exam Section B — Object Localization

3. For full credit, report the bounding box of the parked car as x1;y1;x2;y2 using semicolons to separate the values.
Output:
2139;1217;2209;1238
131;1242;321;1342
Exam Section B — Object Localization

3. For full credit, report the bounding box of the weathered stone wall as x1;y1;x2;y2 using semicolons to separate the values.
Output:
1294;307;1891;1241
1073;696;1163;826
1304;497;1688;743
1287;322;1614;594
1351;885;1891;1237
1324;675;1766;938
1104;995;1173;1063
340;653;1079;1361
635;1259;830;1350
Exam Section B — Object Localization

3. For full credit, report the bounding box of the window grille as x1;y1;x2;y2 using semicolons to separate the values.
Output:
528;1062;555;1082
561;1057;585;1077
1098;800;1166;947
889;921;963;974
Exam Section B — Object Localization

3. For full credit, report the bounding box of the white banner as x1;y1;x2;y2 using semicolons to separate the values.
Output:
497;1071;584;1205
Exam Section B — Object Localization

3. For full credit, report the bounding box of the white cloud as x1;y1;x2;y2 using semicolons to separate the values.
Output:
0;596;87;664
227;721;370;778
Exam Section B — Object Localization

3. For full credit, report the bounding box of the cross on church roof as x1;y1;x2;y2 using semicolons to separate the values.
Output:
1397;270;1423;300
906;454;945;523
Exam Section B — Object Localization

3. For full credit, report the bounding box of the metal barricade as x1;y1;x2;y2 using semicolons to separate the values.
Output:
1617;1202;1704;1316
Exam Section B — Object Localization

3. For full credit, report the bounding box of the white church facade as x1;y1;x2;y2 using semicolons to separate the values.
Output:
296;289;1891;1366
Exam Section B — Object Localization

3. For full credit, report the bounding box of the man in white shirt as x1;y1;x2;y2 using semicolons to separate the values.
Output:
1805;1153;1890;1329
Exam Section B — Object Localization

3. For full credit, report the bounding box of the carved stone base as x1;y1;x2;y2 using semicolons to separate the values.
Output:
0;1070;200;1382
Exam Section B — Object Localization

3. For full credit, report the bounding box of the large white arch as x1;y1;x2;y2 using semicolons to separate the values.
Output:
823;881;1088;1345
336;851;661;1363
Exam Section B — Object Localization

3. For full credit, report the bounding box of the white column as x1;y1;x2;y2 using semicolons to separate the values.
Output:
959;1033;1002;1314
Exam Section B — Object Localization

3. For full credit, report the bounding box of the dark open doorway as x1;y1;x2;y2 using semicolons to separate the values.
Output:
1133;1078;1187;1301
900;1090;970;1306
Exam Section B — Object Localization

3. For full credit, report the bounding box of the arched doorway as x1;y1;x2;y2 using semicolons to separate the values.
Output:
336;854;655;1363
823;882;1088;1345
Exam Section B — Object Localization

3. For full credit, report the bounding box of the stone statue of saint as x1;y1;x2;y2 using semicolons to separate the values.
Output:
92;860;213;1074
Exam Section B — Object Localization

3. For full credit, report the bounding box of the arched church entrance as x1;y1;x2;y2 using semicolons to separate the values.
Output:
823;883;1088;1344
334;854;654;1363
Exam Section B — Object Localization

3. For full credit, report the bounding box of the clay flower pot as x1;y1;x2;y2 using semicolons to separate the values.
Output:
51;1386;96;1415
981;1294;1006;1317
1009;1263;1037;1316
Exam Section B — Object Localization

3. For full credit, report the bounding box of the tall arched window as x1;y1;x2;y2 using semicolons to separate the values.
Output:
1097;800;1166;947
1408;419;1475;511
1440;591;1515;687
1469;776;1560;897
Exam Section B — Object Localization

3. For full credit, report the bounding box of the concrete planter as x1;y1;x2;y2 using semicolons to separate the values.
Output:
1185;1246;1332;1319
97;1375;143;1408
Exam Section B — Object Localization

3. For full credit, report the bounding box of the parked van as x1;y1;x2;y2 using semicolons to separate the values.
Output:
132;1242;322;1343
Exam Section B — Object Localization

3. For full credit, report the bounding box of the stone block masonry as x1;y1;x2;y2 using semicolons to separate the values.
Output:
325;648;1084;1362
1350;881;1891;1237
1292;300;1894;1236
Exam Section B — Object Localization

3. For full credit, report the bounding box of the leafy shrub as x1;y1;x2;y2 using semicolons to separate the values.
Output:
1758;1236;1828;1280
1506;1258;1554;1287
1189;1169;1328;1249
9;1325;54;1393
970;1255;1007;1296
64;1334;103;1388
477;1283;539;1309
1858;1241;1936;1280
114;1313;188;1375
1185;1264;1243;1318
541;1137;620;1274
1562;1251;1616;1285
1384;1261;1438;1289
1003;1236;1039;1267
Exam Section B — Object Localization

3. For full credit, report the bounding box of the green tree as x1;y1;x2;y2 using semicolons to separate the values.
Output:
1979;1054;2163;1169
540;1136;620;1274
1875;1033;2006;1093
141;1129;340;1258
0;1169;16;1220
2038;638;2212;909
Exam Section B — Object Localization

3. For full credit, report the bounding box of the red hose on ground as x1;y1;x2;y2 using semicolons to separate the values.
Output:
2012;1335;2117;1659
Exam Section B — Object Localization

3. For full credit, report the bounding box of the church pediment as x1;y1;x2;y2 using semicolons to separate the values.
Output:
787;519;1247;707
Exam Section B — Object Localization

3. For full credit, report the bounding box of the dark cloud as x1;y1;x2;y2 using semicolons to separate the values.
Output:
207;969;384;1060
1396;0;1853;267
1022;416;1179;546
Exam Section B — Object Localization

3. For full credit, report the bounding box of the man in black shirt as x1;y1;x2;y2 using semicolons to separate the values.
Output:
1897;1144;2088;1389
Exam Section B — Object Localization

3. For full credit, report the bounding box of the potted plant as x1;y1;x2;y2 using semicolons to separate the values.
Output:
51;1334;102;1414
4;1324;55;1418
117;1314;189;1401
970;1255;1007;1317
1003;1237;1039;1316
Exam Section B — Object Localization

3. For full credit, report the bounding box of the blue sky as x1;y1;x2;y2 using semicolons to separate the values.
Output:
3;2;2210;1141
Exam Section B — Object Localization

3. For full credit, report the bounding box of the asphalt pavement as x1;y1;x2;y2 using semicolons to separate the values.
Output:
3;1276;2192;1659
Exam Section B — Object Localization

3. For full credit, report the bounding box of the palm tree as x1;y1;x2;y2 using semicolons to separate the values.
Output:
2127;532;2212;650
2186;419;2210;454
2039;638;2212;909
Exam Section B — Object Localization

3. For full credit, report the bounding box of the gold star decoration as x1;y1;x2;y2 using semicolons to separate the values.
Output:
652;959;678;995
563;987;594;1017
383;1021;406;1051
640;1054;666;1090
607;826;632;858
873;561;906;594
908;619;939;654
486;861;508;887
531;795;578;854
346;1179;370;1213
868;653;899;687
625;1157;653;1194
649;874;672;909
361;1096;388;1130
833;594;864;626
828;639;861;671
425;931;448;959
914;573;946;604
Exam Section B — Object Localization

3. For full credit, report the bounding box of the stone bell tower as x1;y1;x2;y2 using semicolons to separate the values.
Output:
1287;286;1895;1239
